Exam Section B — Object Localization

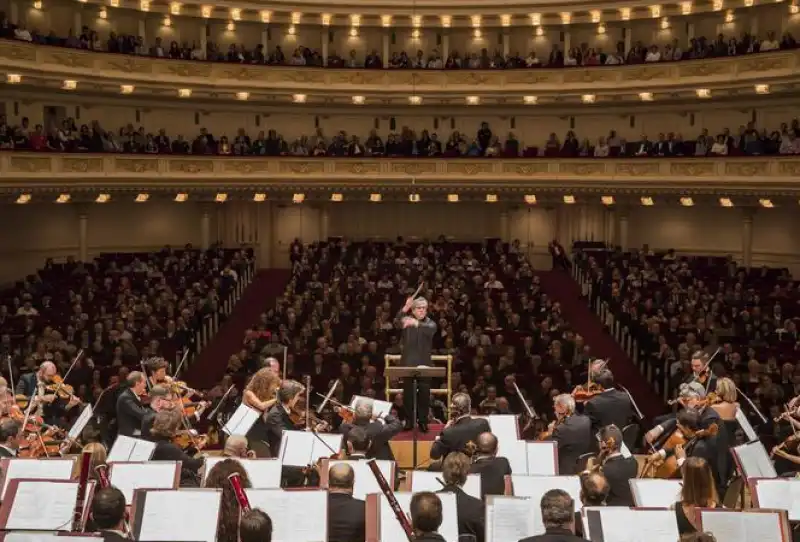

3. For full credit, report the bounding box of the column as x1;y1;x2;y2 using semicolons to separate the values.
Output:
502;31;510;57
687;22;695;46
319;206;330;241
563;31;571;54
201;207;211;250
78;213;88;262
618;209;629;250
742;208;754;269
138;18;146;43
382;31;390;66
200;23;208;59
9;1;18;25
624;26;632;54
442;32;449;61
73;10;81;33
499;209;510;241
749;16;758;38
321;31;329;66
261;27;268;55
257;202;273;268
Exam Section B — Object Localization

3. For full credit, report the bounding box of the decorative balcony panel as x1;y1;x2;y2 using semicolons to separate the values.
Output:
0;41;797;96
1;155;800;194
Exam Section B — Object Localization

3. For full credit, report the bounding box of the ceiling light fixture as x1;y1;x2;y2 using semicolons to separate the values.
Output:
253;193;267;202
215;193;228;202
174;193;188;202
641;196;654;206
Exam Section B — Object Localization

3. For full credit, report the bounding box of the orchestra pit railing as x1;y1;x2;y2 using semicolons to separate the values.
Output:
384;354;453;421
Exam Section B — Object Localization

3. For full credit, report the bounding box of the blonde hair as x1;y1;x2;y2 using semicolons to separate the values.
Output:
81;442;107;480
715;377;737;403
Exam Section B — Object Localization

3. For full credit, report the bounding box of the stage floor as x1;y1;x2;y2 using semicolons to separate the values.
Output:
389;424;443;469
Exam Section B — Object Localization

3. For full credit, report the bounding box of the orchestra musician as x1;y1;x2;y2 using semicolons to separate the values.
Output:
141;385;174;439
409;492;446;542
264;379;305;457
203;458;252;542
430;393;490;462
396;296;437;432
518;489;590;542
327;463;367;542
17;361;80;426
115;371;149;437
673;457;720;536
574;471;610;537
583;369;634;439
146;358;171;388
90;486;129;542
0;419;20;457
544;394;592;475
469;432;512;498
340;401;403;461
240;509;273;542
438;452;485;542
264;357;282;378
345;426;371;460
243;367;281;455
592;425;637;506
150;408;205;486
689;350;717;393
222;435;255;459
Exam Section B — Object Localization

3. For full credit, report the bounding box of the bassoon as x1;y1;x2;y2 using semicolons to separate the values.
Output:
366;459;414;542
72;450;92;531
228;472;251;513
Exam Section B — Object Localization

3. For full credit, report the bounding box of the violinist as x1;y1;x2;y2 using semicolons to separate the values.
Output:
542;394;591;475
141;385;173;439
583;369;634;439
339;401;403;461
222;435;255;459
17;361;80;426
645;383;723;444
115;371;149;437
429;393;490;462
150;408;205;486
243;367;281;452
688;350;717;393
0;418;20;457
592;425;637;506
147;358;171;388
264;379;305;457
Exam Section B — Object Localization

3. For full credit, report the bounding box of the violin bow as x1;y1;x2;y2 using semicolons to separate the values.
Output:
7;355;15;397
140;358;152;392
53;349;84;398
206;384;235;421
316;380;339;415
172;348;190;381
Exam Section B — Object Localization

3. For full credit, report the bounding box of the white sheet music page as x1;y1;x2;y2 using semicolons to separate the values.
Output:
66;404;93;442
328;460;393;500
732;441;778;479
525;442;558;475
279;431;315;467
380;492;458;542
409;471;482;500
2;459;75;500
629;479;683;508
137;489;221;542
483;415;520;444
109;462;179;504
4;534;99;542
350;396;393;418
203;458;281;489
222;403;260;436
590;508;679;542
6;481;77;531
753;479;800;521
310;433;344;463
485;496;536;542
509;475;581;535
701;510;783;542
107;435;155;463
735;407;759;443
246;489;327;542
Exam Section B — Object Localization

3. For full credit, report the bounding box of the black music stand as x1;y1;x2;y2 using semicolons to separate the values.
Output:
385;365;446;468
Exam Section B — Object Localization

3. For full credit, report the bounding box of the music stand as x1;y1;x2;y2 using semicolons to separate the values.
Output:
384;365;446;468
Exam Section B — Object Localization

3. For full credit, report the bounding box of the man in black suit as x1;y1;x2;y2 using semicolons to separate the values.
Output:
141;385;172;439
264;380;305;457
518;489;590;542
438;452;485;542
345;426;371;460
410;492;446;542
17;361;80;426
90;486;129;542
327;463;366;542
115;371;149;437
595;425;637;506
396;296;437;432
0;418;20;457
340;401;403;461
430;393;490;462
574;471;609;538
584;369;633;437
469;432;512;498
548;394;592;475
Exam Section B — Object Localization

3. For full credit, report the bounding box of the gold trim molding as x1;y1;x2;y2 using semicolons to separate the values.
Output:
2;154;800;193
0;41;796;98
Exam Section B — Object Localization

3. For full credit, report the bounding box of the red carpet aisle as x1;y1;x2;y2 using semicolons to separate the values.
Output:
537;270;663;420
186;269;290;389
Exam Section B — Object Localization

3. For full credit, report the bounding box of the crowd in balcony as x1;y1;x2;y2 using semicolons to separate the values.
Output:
1;12;798;69
3;114;800;158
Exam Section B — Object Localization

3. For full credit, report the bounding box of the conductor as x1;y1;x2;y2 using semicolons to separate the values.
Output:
397;295;437;432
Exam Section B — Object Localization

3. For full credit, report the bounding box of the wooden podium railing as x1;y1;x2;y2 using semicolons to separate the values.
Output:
384;354;452;420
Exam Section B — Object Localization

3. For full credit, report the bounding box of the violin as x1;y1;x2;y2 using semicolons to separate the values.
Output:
571;383;605;402
46;375;83;404
173;428;209;451
771;433;800;458
538;414;567;441
17;425;65;458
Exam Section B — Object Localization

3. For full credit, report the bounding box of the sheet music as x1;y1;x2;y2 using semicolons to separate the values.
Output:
327;460;393;500
732;441;778;479
222;403;260;436
137;489;221;542
246;489;327;542
586;508;679;542
500;440;529;474
202;458;281;489
66;405;93;442
5;481;77;530
483;415;520;443
379;492;459;542
509;475;581;535
701;510;784;542
109;462;179;504
349;395;393;418
4;535;100;542
736;407;759;443
629;479;683;508
279;431;343;467
485;496;536;542
311;433;344;463
2;459;75;500
753;479;800;521
107;435;156;463
409;470;481;499
525;442;558;475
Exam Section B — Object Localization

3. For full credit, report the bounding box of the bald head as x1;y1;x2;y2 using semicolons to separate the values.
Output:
580;471;610;506
223;436;249;458
329;463;355;493
476;432;498;455
39;362;56;379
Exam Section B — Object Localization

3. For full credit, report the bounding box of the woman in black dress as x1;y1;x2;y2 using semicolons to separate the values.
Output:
674;457;720;535
243;368;281;456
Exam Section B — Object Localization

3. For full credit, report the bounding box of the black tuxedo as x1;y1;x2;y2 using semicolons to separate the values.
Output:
519;527;590;542
438;485;485;542
550;414;592;475
264;404;295;457
115;388;149;437
470;456;512;498
430;416;491;461
141;407;157;439
584;389;633;436
327;493;366;542
415;534;446;542
16;373;38;399
101;530;130;542
601;454;638;506
340;414;403;461
151;437;203;486
396;312;436;426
